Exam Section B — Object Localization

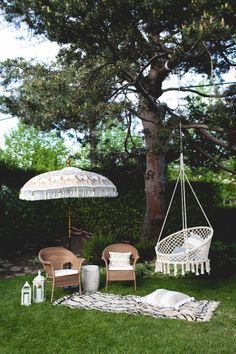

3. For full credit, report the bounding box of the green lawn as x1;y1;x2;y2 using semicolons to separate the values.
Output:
0;273;235;354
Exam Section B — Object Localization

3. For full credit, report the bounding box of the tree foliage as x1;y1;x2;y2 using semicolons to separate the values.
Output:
1;0;235;240
0;122;69;172
1;1;235;143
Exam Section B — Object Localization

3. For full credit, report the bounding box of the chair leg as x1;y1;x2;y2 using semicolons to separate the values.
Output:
51;280;55;303
134;274;137;291
106;276;108;291
79;277;82;295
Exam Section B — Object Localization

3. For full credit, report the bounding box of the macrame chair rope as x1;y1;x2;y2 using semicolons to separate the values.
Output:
155;126;213;276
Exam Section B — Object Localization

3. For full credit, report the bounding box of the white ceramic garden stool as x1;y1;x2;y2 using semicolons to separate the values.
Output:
82;265;100;292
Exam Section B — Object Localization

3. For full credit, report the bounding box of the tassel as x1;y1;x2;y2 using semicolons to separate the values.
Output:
201;262;204;274
155;261;161;272
181;263;185;276
196;263;199;276
191;262;195;273
174;263;178;276
206;260;211;274
167;263;170;274
160;262;163;272
163;263;166;274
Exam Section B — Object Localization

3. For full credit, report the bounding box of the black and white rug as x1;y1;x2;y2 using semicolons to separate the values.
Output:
54;291;220;322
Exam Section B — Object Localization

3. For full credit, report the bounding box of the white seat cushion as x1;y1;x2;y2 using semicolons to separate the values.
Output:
184;233;203;249
109;265;134;271
109;251;131;268
55;269;79;277
141;289;195;310
172;246;186;254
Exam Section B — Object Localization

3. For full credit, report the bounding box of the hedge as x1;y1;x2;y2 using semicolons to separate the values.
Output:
0;180;233;258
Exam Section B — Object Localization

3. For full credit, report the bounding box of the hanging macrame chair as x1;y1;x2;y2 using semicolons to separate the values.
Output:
155;128;214;276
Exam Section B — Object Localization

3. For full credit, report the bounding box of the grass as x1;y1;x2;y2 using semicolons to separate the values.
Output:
0;272;235;354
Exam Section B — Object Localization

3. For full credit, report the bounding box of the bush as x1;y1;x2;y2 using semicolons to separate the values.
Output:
74;191;145;242
83;233;116;265
0;185;69;253
210;241;236;277
209;208;236;243
136;240;156;262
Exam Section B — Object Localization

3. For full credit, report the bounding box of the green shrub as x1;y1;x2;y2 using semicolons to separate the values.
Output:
83;233;116;265
136;240;156;262
74;191;145;242
0;185;69;253
210;241;236;277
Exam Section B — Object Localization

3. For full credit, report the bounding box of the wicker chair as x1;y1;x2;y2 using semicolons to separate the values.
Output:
38;247;85;302
102;243;139;291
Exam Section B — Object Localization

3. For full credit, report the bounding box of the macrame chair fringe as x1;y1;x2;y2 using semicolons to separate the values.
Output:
155;258;211;277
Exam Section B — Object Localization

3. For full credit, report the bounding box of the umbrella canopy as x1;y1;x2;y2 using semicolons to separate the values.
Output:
19;166;118;201
19;166;118;250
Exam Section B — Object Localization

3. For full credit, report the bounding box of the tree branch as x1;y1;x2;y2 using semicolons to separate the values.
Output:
194;144;236;175
183;129;236;175
182;123;224;133
198;128;236;154
213;42;236;66
120;68;161;112
124;112;135;154
162;86;236;98
135;53;166;82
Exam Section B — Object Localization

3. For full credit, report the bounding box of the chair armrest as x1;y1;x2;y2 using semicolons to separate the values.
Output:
40;260;55;277
102;256;108;269
132;256;140;269
71;257;86;270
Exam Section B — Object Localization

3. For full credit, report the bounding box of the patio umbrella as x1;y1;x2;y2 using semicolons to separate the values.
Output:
19;165;118;250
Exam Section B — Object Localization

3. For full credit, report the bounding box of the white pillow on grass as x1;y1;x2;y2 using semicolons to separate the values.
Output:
141;289;195;310
109;251;131;267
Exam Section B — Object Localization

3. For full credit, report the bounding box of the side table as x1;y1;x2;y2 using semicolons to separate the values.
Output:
81;265;100;292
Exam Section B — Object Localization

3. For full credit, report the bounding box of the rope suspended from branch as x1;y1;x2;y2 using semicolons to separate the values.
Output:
156;123;212;245
155;123;213;276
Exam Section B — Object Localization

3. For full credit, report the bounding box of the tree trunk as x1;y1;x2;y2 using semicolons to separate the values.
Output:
140;108;167;242
89;126;99;168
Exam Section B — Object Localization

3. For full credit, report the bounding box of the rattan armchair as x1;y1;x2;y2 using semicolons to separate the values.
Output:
102;243;139;291
38;247;85;302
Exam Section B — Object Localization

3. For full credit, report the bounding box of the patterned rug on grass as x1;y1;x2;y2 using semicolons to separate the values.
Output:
54;291;220;322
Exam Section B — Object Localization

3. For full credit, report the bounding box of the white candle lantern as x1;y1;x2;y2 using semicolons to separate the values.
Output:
21;281;32;306
33;270;45;303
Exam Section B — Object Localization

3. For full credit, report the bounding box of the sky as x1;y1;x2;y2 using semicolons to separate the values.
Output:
0;19;59;147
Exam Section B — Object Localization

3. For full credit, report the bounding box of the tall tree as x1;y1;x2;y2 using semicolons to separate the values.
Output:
1;0;235;241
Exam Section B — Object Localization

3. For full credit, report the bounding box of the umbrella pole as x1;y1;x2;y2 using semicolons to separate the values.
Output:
68;206;71;251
